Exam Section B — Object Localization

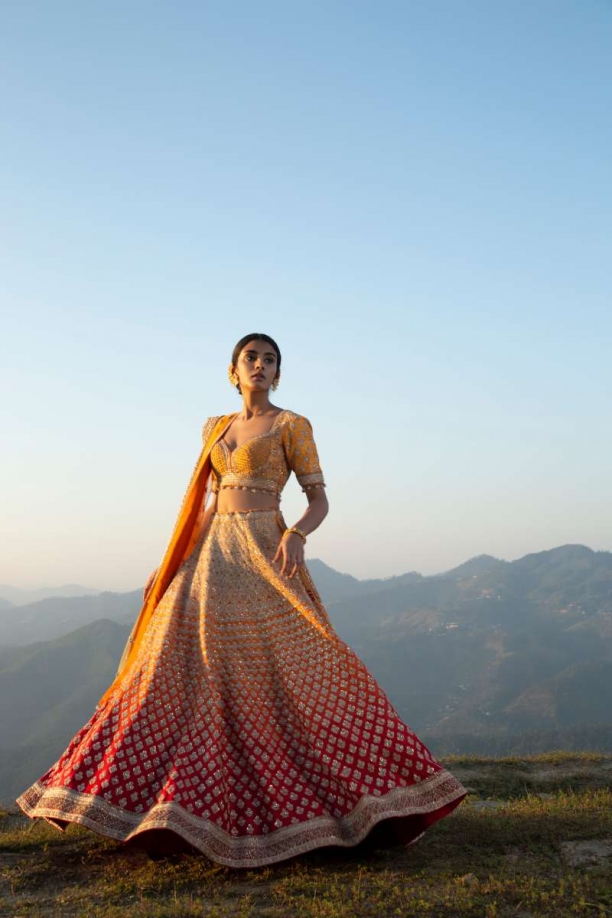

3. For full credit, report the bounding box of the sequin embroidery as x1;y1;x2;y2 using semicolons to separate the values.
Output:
208;410;326;498
16;425;467;867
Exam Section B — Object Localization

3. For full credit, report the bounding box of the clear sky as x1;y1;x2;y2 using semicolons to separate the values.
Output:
2;1;611;591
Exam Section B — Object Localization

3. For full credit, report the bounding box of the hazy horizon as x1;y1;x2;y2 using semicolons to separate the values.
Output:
1;541;608;597
3;2;611;590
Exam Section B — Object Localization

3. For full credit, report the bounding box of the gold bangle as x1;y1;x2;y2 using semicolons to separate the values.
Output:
285;526;307;543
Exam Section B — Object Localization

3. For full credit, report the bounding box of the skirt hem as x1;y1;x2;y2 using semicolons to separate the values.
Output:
16;769;467;869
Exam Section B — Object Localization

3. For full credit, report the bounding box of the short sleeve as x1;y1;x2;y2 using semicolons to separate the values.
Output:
202;415;221;445
284;414;326;492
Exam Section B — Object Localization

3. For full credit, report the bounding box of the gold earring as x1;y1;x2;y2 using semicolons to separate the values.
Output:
271;372;280;391
227;364;239;387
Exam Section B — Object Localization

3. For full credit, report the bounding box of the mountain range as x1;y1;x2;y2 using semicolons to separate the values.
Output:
0;583;103;607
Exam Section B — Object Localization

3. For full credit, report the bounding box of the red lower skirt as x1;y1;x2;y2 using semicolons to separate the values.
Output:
17;510;467;868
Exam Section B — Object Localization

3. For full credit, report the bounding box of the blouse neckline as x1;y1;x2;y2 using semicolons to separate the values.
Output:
220;408;289;456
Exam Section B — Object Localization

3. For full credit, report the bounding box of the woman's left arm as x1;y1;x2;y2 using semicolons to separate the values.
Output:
274;413;329;578
273;487;329;577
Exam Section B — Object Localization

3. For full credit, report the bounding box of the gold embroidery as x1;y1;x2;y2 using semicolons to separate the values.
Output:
16;510;467;867
208;410;326;499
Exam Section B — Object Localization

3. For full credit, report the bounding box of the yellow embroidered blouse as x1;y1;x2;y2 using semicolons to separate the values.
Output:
203;409;326;501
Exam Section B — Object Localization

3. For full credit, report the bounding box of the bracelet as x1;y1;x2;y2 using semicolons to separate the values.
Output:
285;526;307;543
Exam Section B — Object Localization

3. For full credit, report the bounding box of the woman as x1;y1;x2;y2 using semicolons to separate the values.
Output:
16;332;467;869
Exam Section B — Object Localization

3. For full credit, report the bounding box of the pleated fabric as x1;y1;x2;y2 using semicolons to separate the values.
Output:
17;509;467;868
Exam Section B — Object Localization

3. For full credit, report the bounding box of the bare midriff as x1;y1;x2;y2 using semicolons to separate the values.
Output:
214;488;281;513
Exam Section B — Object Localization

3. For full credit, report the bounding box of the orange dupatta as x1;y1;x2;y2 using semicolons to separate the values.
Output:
96;413;236;710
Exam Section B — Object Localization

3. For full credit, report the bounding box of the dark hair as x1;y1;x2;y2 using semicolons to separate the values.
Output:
230;333;281;394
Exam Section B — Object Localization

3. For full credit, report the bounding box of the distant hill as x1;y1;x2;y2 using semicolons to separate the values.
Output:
307;559;423;603
0;590;141;645
0;619;128;746
0;583;104;606
439;553;503;578
0;619;130;802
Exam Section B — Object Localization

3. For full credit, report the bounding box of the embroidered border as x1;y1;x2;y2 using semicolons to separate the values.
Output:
17;768;466;868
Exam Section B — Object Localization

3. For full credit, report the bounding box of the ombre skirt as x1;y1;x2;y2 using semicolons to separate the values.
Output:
16;509;467;868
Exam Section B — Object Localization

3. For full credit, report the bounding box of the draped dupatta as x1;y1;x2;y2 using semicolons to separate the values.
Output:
96;414;236;710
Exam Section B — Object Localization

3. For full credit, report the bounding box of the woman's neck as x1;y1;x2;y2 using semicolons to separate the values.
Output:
238;393;277;418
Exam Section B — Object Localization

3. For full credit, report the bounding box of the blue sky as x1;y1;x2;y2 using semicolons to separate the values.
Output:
2;1;611;590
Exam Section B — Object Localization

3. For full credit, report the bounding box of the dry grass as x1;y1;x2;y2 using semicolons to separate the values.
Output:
1;752;612;917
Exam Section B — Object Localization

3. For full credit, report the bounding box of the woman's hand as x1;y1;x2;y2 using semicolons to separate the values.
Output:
273;532;305;579
143;567;158;601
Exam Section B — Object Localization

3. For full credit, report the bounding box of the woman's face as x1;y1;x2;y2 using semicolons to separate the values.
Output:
233;339;279;393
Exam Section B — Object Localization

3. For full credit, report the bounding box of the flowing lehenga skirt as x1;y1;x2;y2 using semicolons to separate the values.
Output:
16;509;467;868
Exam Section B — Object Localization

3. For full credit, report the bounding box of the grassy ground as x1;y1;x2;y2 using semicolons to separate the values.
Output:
2;752;612;917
